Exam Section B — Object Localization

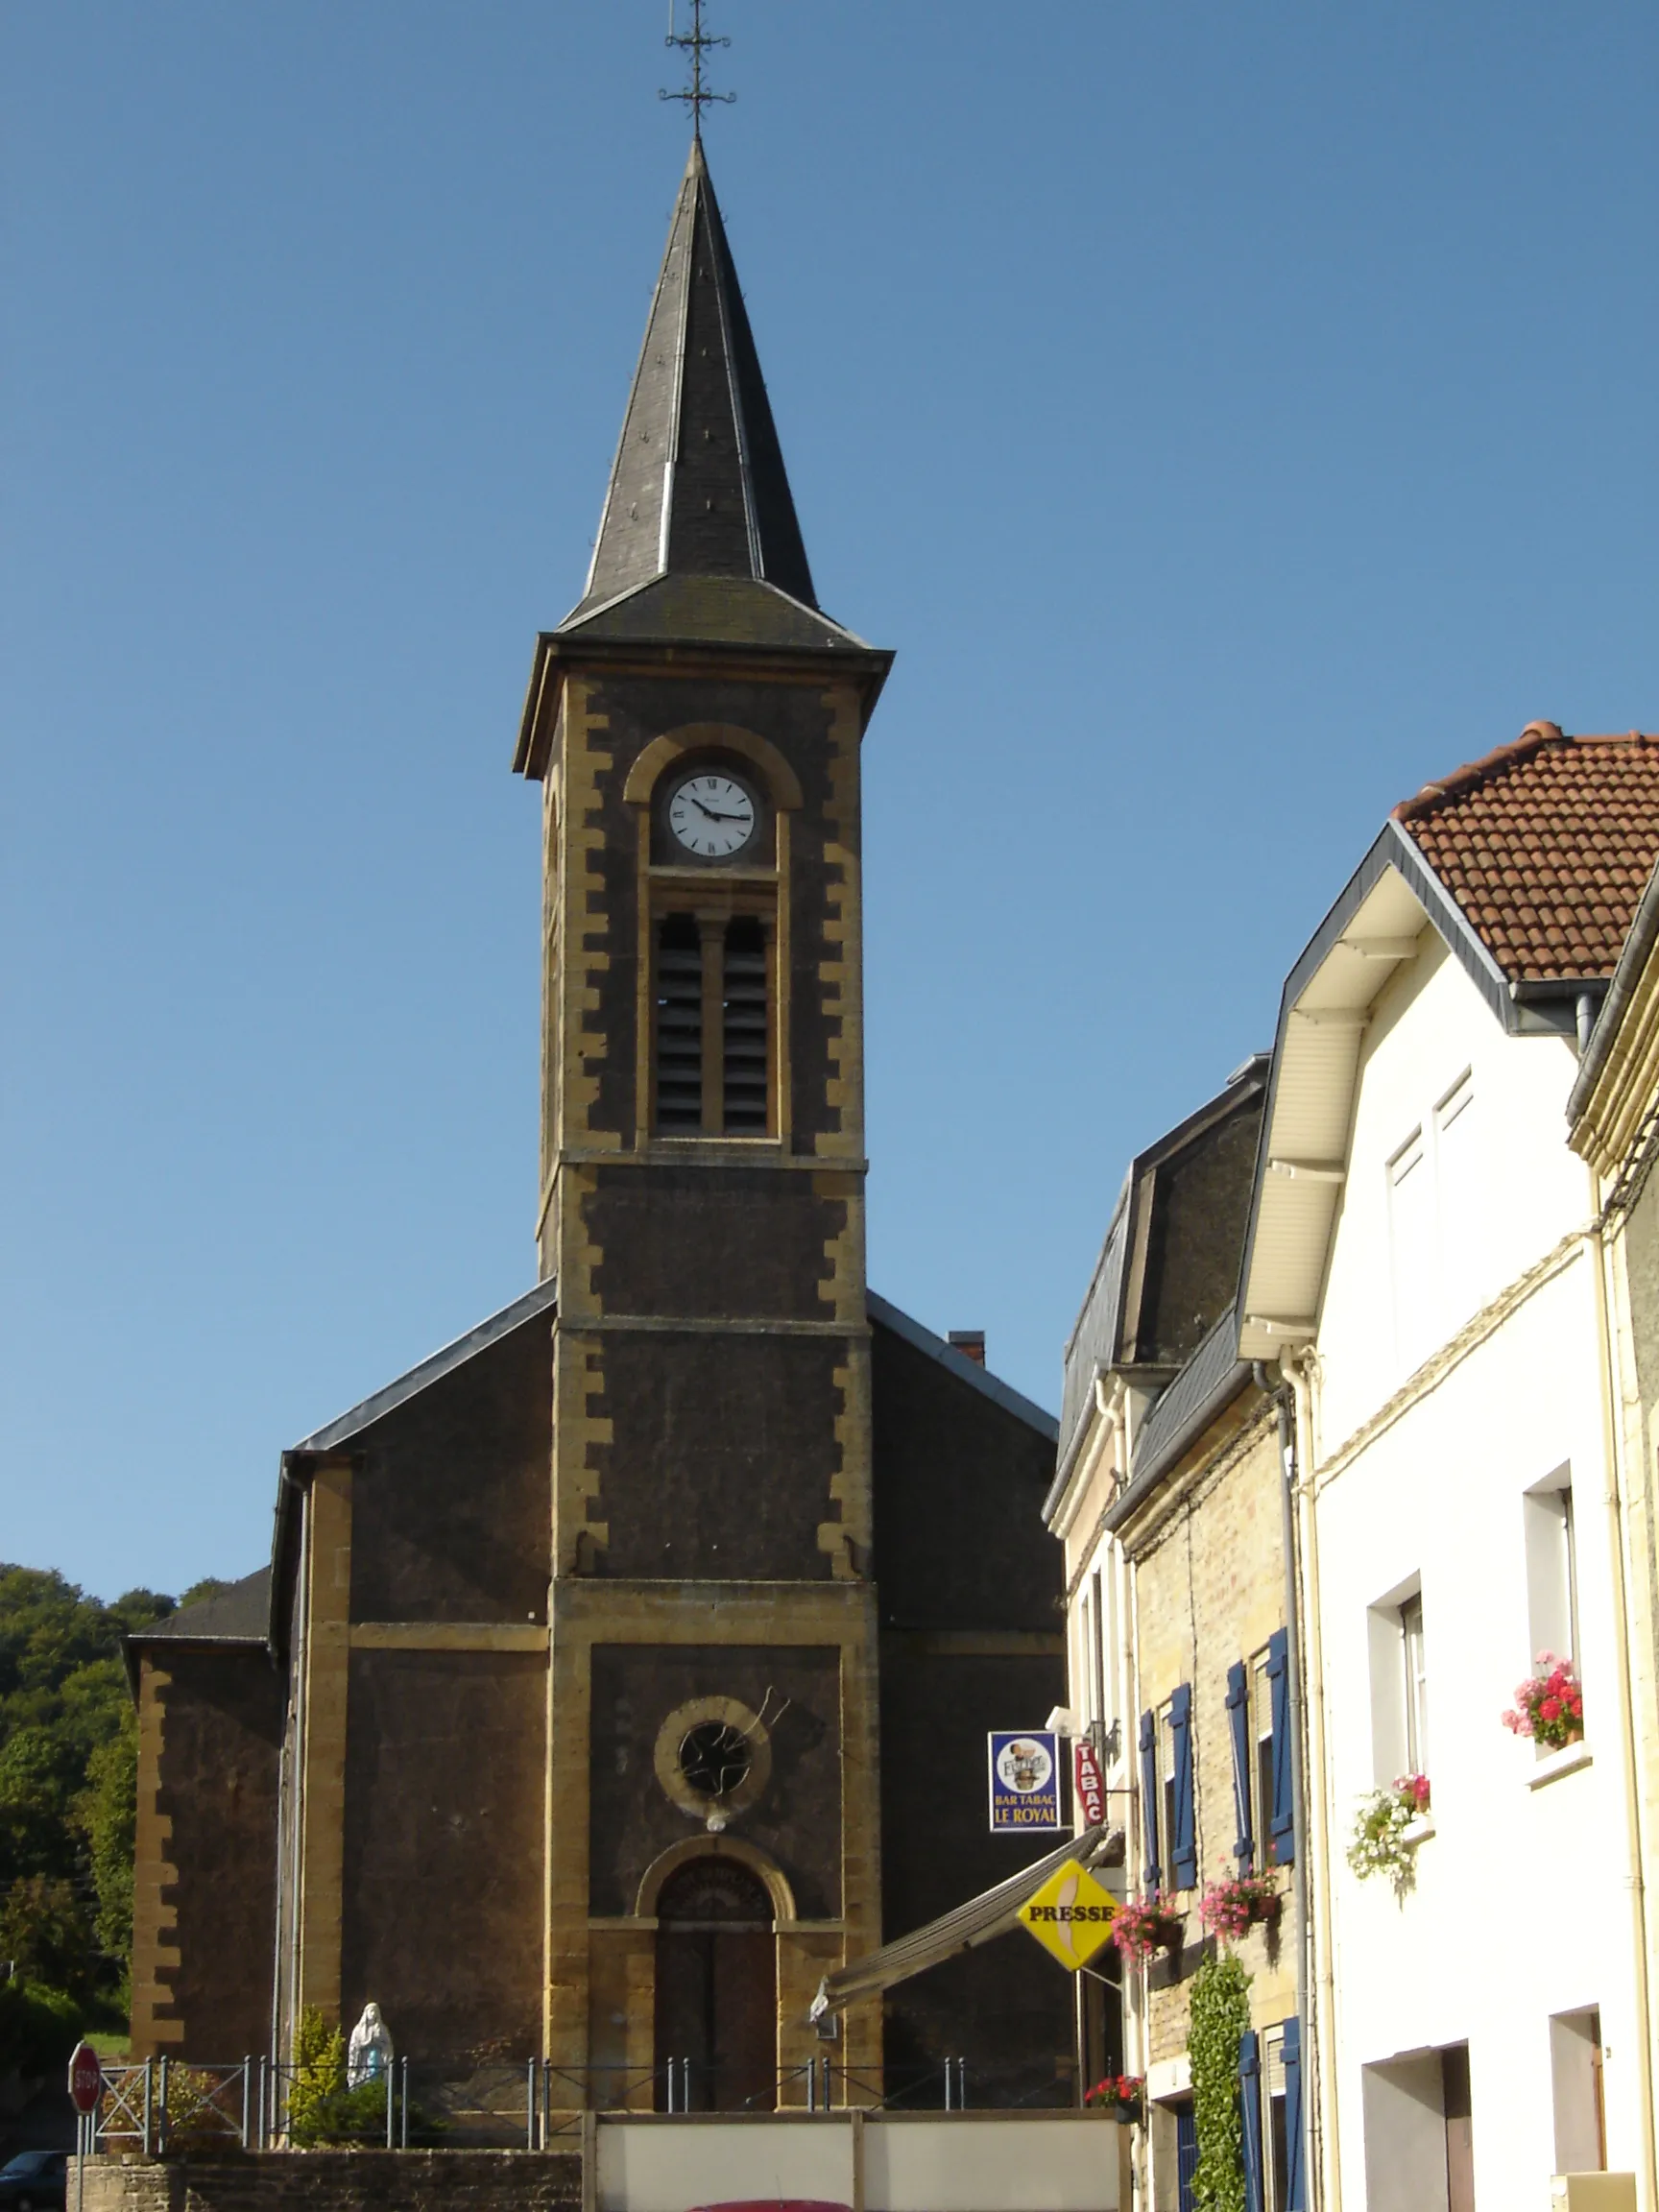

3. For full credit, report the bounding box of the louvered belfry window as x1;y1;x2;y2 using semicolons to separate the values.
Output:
655;915;704;1129
722;917;769;1132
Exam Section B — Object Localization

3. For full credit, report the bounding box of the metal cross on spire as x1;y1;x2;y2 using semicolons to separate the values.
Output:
661;0;735;137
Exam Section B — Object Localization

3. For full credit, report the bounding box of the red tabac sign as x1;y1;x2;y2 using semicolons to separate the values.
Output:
68;2041;102;2115
1074;1738;1106;1828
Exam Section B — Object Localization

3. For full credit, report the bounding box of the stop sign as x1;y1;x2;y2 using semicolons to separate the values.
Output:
67;2042;102;2115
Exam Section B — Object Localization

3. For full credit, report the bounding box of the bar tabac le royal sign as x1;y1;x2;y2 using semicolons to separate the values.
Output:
987;1730;1062;1833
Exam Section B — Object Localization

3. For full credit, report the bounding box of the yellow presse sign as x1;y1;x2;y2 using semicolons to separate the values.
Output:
1016;1858;1118;1971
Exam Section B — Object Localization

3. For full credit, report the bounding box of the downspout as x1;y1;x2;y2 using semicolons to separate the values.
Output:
1256;1359;1322;2209
1288;1351;1339;2212
1588;1198;1659;2207
1110;1382;1149;2209
285;1473;312;2069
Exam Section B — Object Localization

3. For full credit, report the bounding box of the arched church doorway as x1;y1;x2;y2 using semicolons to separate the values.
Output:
653;1857;776;2110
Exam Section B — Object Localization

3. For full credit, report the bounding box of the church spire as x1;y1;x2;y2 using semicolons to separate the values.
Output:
568;139;817;625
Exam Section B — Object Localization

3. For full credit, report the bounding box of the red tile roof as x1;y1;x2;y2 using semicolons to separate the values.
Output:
1392;723;1659;983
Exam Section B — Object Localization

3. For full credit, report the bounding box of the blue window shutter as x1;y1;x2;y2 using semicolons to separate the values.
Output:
1238;2029;1263;2212
1282;2016;1306;2211
1170;1682;1197;1889
1267;1628;1296;1865
1175;2104;1199;2212
1139;1709;1161;1888
1226;1660;1254;1872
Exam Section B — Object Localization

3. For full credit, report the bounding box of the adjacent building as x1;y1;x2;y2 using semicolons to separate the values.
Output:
1046;724;1659;2211
1237;724;1659;2209
1046;1061;1309;2210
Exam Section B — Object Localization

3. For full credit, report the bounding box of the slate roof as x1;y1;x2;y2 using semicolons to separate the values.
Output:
1394;723;1659;983
868;1292;1058;1440
290;1275;559;1455
131;1566;271;1647
1053;1057;1268;1485
563;140;821;640
1121;1305;1251;1506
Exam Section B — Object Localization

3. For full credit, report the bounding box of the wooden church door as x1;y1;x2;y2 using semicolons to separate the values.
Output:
654;1859;777;2110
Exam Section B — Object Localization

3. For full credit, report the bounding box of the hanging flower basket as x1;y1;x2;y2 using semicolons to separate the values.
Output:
1085;2073;1145;2123
1347;1774;1431;1895
1503;1655;1584;1752
1197;1870;1281;1943
1110;1893;1185;1963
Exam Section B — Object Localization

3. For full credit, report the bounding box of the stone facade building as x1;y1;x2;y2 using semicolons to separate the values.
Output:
125;140;1069;2111
1046;1062;1306;2209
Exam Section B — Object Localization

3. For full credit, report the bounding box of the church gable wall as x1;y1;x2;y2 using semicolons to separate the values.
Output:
131;1646;282;2061
347;1319;552;1624
596;1333;842;1579
869;1326;1070;2098
586;1644;841;1919
870;1323;1060;1634
340;1648;545;2057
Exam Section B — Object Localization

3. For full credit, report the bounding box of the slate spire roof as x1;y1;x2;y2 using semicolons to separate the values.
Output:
563;139;835;644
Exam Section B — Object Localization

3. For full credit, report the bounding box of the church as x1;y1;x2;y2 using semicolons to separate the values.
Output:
126;134;1072;2113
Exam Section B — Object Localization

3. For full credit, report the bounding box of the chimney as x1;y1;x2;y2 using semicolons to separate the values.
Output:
949;1330;986;1367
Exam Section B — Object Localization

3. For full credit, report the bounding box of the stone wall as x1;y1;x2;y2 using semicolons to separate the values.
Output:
81;2152;582;2212
1122;1398;1299;2066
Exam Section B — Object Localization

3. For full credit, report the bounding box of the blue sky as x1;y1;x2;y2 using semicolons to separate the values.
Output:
5;4;1656;1601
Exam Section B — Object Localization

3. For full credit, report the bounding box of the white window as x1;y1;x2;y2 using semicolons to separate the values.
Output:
1262;2029;1291;2212
1367;1577;1429;1785
1076;1586;1094;1728
1090;1568;1108;1731
1525;1466;1578;1666
1160;1699;1177;1883
1434;1070;1477;1327
1388;1127;1434;1374
1386;1070;1478;1376
1251;1647;1278;1866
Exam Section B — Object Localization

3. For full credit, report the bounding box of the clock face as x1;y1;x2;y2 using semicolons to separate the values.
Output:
666;771;757;860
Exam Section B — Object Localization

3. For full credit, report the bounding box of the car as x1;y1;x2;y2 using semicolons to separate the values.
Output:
0;2151;69;2211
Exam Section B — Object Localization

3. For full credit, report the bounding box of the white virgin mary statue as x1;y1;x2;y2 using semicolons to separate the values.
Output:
347;2002;394;2087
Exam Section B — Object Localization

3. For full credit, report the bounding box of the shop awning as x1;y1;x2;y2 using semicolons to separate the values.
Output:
808;1823;1124;2021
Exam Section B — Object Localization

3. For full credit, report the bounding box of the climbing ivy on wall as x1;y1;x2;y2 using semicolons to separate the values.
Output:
1188;1950;1253;2212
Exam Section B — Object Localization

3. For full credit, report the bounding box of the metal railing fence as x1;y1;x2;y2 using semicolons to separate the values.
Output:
86;2051;1070;2152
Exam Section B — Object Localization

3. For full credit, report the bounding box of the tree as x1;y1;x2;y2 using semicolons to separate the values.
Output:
0;1566;179;2018
0;1876;100;2003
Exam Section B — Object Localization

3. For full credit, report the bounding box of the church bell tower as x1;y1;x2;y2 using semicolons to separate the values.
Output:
513;139;894;2098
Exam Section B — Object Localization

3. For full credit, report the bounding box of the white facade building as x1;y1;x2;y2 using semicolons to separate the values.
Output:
1238;726;1659;2211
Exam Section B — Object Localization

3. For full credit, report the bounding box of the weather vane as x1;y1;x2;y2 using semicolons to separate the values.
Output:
661;0;734;136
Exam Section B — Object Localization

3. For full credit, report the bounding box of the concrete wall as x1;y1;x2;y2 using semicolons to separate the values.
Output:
82;2153;580;2212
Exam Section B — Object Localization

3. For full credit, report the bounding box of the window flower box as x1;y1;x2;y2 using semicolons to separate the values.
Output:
1503;1654;1584;1752
1085;2073;1144;2123
1347;1773;1431;1895
1197;1870;1281;1943
1110;1893;1186;1963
